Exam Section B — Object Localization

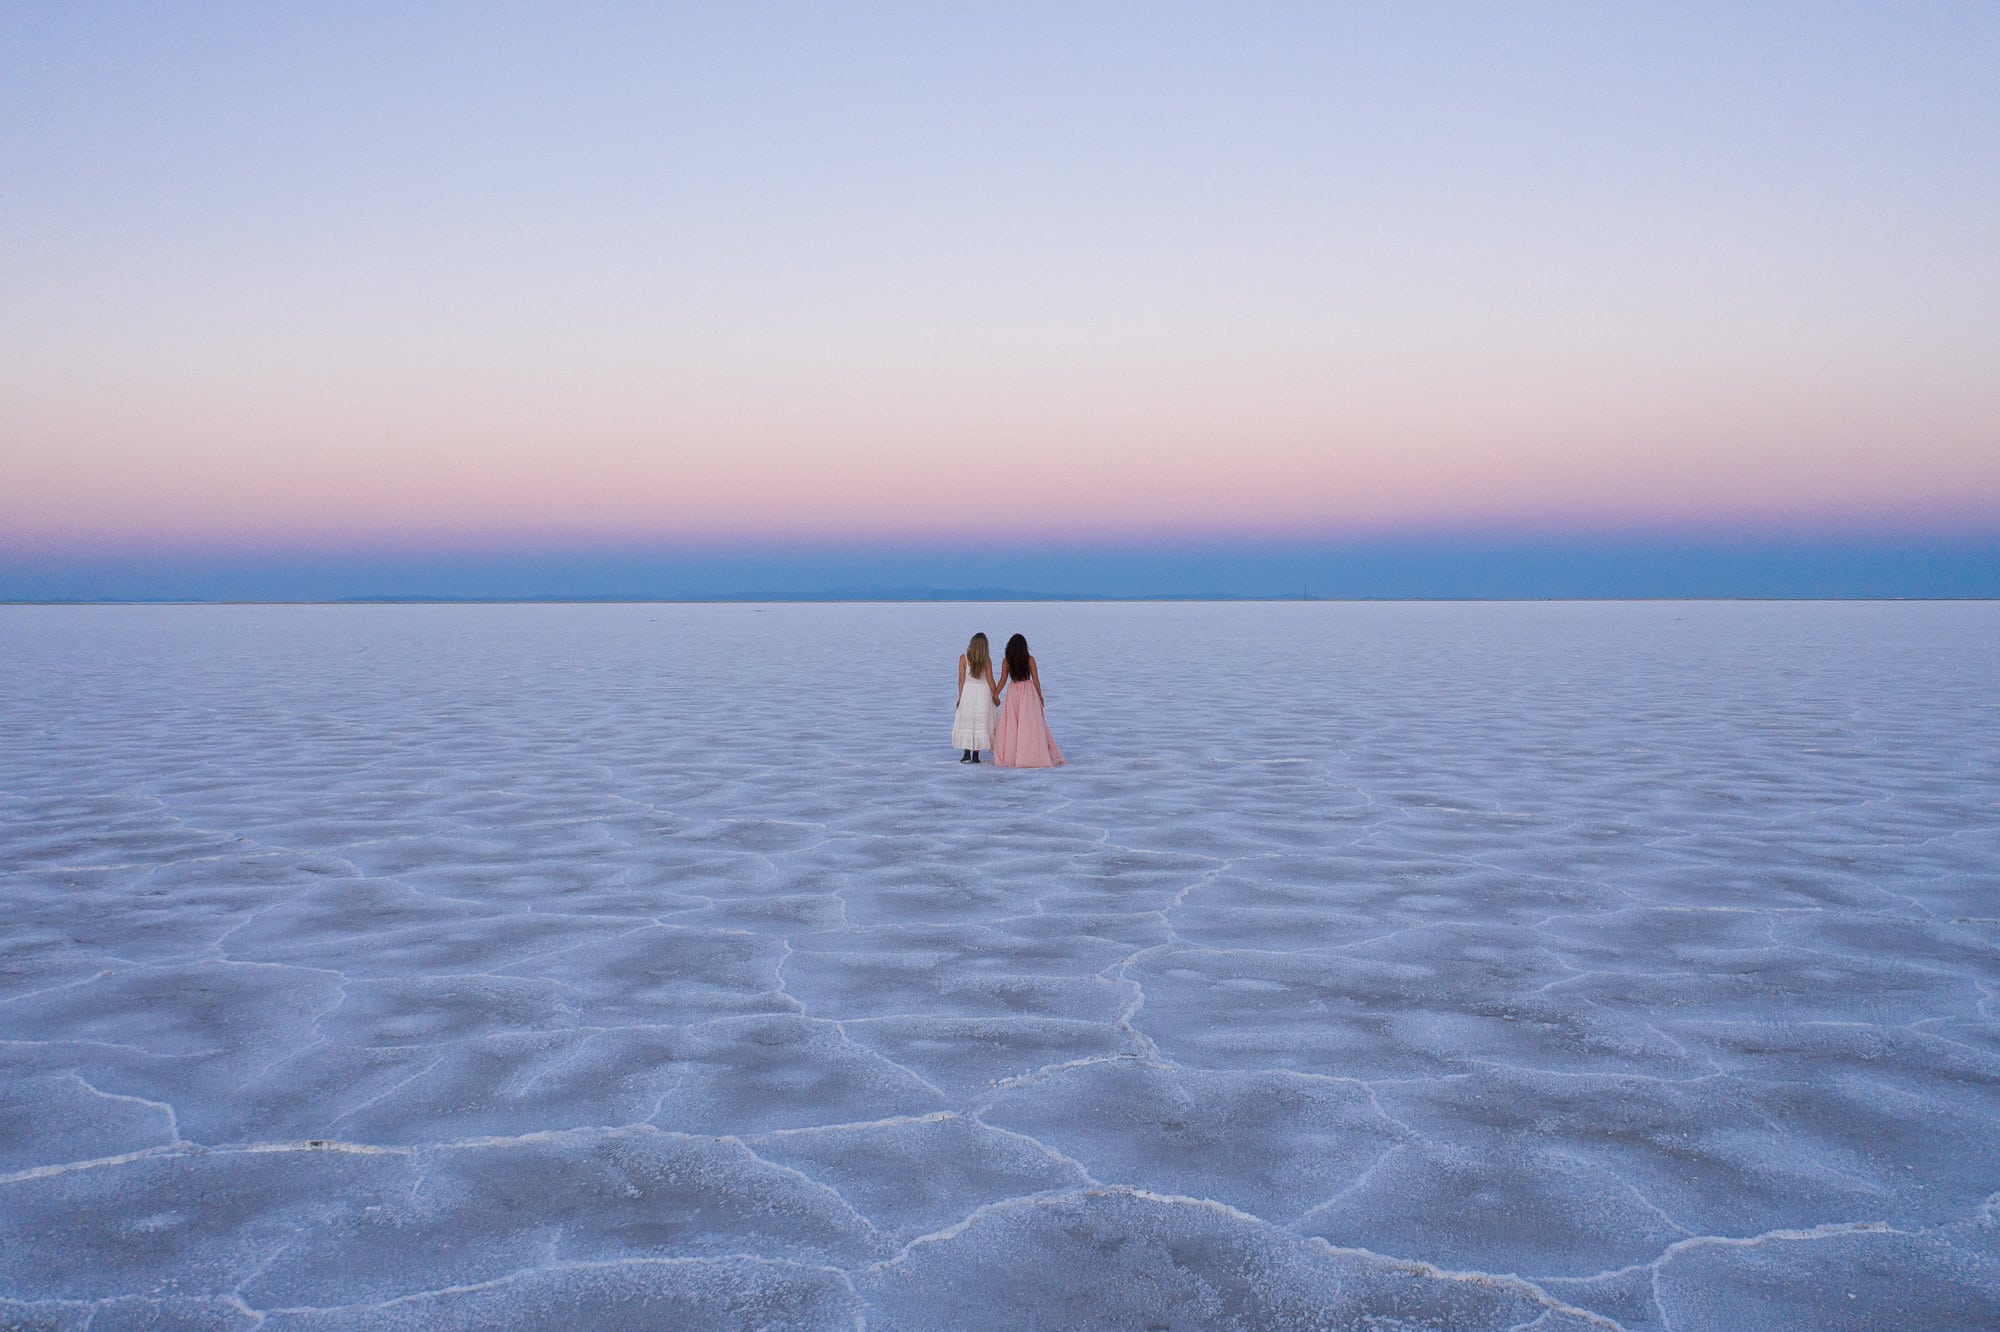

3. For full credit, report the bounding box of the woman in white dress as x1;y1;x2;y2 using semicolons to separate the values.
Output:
952;632;1000;763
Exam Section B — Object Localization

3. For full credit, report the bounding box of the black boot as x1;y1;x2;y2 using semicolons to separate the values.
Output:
970;751;981;763
960;750;974;763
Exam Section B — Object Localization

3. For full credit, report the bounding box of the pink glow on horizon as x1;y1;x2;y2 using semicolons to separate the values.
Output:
6;368;1996;552
5;7;1998;556
9;454;1997;554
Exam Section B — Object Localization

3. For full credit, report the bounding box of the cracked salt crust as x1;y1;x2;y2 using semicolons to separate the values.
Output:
2;600;1998;1330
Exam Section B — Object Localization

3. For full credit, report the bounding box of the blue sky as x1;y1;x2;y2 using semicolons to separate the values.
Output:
3;3;1997;598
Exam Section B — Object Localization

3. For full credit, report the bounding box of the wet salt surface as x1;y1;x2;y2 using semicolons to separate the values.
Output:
2;600;1997;1330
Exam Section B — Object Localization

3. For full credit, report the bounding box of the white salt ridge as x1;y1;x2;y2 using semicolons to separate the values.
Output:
2;600;1997;1330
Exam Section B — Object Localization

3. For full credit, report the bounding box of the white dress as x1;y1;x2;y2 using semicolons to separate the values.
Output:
952;669;997;750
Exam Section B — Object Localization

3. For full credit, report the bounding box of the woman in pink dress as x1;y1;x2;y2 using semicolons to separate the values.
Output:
991;633;1065;768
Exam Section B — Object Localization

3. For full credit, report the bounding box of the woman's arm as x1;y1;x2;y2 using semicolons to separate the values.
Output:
1029;655;1044;702
987;661;1002;704
956;655;967;706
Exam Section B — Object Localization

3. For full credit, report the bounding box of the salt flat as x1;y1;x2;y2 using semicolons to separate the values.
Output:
2;601;1997;1330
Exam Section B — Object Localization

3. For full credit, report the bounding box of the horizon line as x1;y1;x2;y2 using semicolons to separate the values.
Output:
8;594;1997;607
9;526;2000;559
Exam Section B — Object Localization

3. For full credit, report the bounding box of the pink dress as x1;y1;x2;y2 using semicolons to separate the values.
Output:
991;670;1065;768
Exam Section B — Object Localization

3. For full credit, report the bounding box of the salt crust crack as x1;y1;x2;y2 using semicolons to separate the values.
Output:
5;603;1997;1327
14;1123;1988;1332
867;1184;1630;1330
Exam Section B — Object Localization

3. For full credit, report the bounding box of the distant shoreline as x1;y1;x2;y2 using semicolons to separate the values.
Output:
5;596;1994;607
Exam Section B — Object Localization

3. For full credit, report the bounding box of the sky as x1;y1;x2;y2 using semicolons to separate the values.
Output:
3;3;1998;599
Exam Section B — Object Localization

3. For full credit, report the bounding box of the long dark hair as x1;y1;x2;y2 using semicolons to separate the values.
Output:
1003;633;1031;683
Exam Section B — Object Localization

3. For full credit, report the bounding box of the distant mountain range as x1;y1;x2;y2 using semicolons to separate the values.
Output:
5;533;1996;602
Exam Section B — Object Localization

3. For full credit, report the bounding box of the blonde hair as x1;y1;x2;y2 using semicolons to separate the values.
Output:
965;632;991;677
